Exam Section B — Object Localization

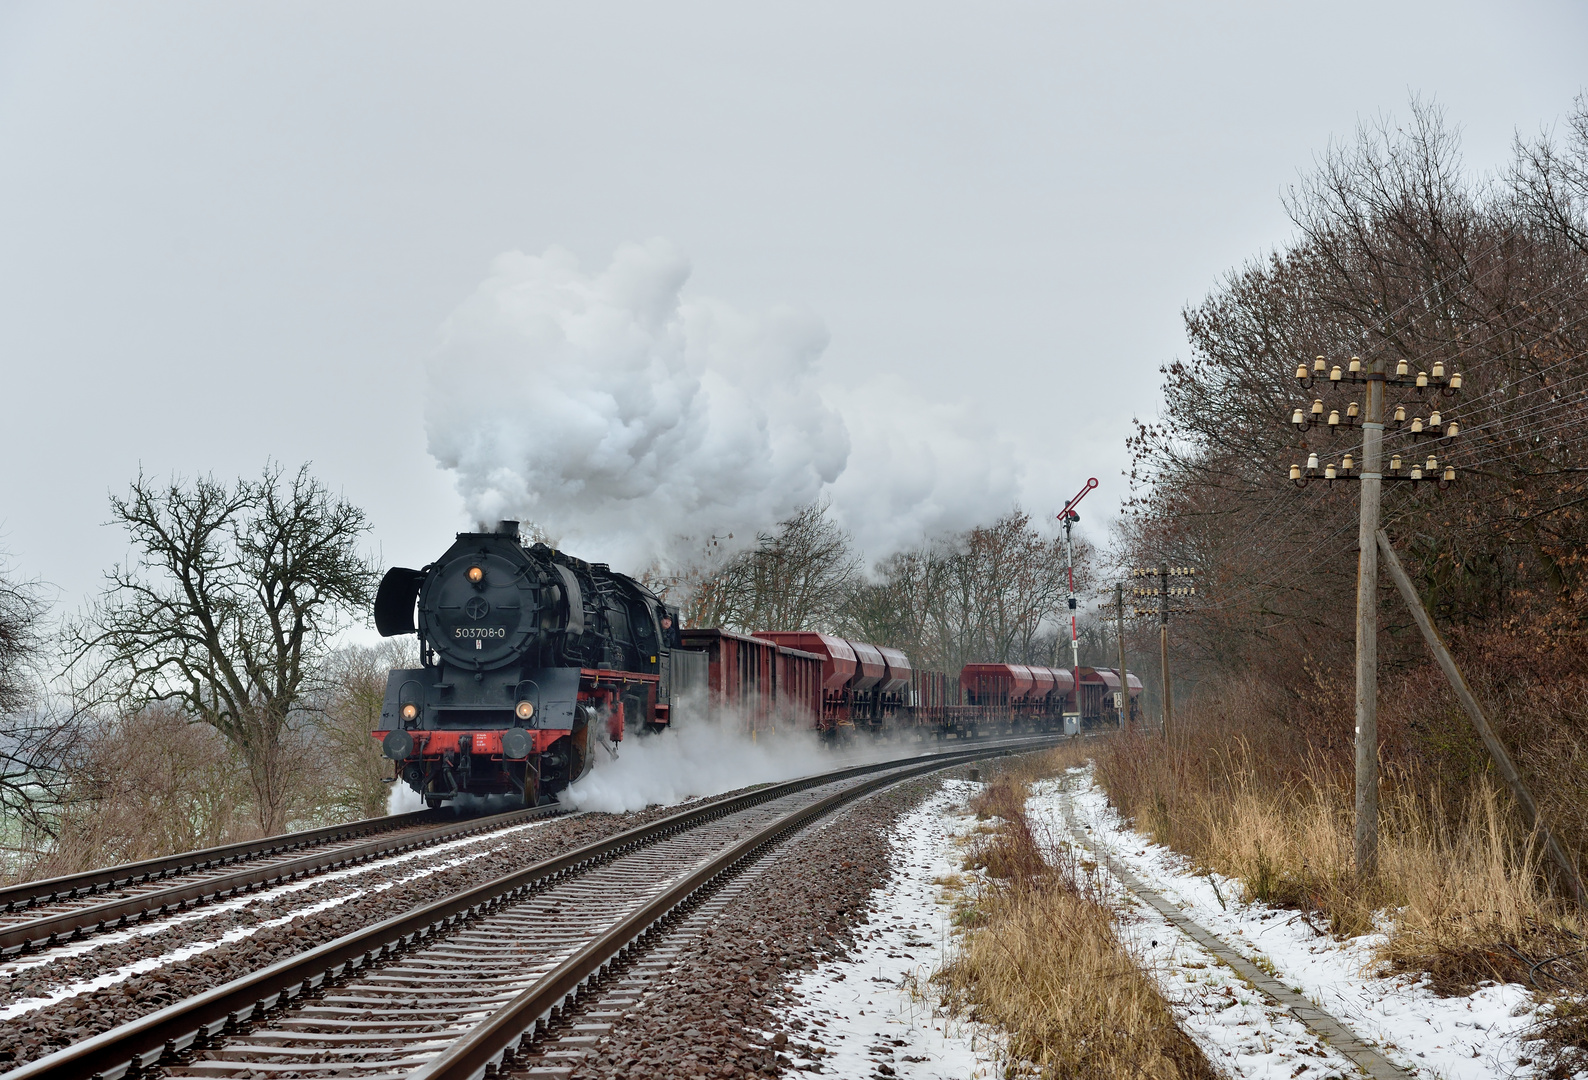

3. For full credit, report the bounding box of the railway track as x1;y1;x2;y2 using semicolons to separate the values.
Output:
0;806;563;958
5;738;1056;1080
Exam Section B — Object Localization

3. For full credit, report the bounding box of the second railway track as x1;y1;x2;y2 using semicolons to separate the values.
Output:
0;807;565;958
6;738;1056;1080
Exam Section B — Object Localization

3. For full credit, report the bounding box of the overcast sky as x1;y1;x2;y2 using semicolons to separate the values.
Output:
2;1;1585;613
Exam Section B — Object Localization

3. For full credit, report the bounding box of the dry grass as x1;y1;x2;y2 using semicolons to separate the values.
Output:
935;771;1216;1080
1097;700;1583;992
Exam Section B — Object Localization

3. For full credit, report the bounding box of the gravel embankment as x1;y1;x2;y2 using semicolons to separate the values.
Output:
0;800;708;1070
535;773;947;1080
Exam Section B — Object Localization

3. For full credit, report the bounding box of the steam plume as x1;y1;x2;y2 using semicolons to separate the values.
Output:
425;240;849;569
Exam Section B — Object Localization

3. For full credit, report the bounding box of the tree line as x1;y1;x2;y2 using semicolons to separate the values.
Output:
672;500;1095;674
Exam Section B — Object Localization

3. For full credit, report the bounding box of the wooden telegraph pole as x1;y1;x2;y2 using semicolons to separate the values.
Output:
1159;564;1171;740
1115;582;1129;726
1288;354;1463;881
1354;361;1385;877
1129;567;1197;738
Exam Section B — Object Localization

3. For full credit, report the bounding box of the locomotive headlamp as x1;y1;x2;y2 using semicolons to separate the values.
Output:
400;702;419;722
515;700;535;721
467;566;484;583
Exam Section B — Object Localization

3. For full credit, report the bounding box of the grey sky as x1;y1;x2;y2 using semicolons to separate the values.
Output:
2;1;1584;613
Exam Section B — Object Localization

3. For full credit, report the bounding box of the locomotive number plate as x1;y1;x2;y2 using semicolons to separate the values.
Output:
453;627;507;639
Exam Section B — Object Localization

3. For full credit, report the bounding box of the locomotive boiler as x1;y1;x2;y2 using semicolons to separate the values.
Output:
372;521;683;806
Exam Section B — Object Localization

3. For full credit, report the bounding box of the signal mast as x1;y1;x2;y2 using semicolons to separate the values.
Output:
1058;478;1098;729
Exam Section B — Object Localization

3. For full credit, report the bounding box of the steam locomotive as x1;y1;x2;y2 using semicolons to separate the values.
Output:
372;521;683;806
373;521;1143;807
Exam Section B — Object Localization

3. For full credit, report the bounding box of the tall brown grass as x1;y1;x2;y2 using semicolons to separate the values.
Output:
1096;679;1582;986
935;767;1217;1080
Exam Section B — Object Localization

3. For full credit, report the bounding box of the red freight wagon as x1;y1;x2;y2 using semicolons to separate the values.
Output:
1095;668;1145;724
959;663;1036;707
755;632;857;726
678;628;777;734
1070;667;1116;727
773;645;826;732
847;640;887;695
1027;666;1057;703
876;646;912;695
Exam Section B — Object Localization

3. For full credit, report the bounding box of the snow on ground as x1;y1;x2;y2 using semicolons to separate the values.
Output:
1030;768;1549;1080
781;780;1004;1078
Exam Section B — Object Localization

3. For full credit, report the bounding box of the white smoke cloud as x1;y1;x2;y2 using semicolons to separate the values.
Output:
560;709;909;814
425;239;849;569
825;382;1024;561
426;239;1029;571
560;717;829;813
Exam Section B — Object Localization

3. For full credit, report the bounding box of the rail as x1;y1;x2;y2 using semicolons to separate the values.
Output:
0;804;563;955
0;808;445;913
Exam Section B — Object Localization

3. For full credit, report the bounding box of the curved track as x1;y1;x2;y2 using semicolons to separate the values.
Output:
4;738;1058;1080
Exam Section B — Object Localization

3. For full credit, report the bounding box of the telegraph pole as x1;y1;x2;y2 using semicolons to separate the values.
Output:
1115;582;1129;726
1354;363;1385;877
1129;567;1197;739
1288;355;1462;881
1159;564;1171;741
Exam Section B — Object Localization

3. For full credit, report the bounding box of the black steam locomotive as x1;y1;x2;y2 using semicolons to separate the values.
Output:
373;521;685;806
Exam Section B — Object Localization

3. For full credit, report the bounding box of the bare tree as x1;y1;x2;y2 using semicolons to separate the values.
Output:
0;556;44;717
70;464;379;835
841;510;1078;673
682;501;860;633
308;640;417;821
0;556;69;866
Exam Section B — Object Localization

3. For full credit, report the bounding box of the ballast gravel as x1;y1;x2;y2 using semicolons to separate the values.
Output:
523;773;949;1080
0;799;711;1070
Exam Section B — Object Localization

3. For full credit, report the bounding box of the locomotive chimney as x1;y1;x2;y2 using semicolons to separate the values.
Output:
497;520;521;539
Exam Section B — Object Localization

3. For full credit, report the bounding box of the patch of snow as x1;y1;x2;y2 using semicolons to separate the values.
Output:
781;781;1003;1078
1031;768;1549;1080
